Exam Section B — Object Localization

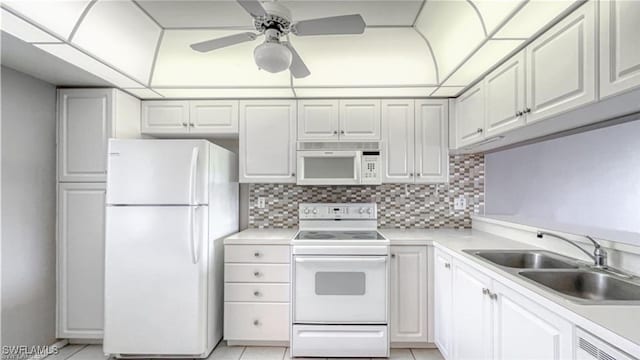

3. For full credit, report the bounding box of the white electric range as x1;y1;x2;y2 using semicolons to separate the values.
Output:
291;203;390;358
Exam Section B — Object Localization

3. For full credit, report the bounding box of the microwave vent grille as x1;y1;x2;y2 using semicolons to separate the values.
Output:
298;142;381;151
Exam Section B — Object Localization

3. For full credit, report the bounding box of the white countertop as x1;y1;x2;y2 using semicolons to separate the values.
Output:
224;227;640;354
223;228;298;245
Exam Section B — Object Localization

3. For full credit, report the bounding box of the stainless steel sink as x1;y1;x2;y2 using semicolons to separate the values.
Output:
465;250;579;269
519;270;640;304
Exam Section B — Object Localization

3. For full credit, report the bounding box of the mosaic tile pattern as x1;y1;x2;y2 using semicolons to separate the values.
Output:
249;154;484;229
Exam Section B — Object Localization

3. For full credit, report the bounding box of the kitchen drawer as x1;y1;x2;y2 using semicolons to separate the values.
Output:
224;303;289;341
224;264;290;283
225;245;290;263
291;324;388;357
225;283;290;302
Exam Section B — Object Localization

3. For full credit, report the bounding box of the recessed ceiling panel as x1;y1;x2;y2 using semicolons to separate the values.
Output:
290;28;437;87
430;87;465;97
414;0;486;81
281;1;423;27
35;43;143;88
495;0;580;38
2;0;91;39
294;87;437;98
72;0;162;84
442;40;524;86
152;29;291;87
153;88;295;98
1;8;60;43
135;0;253;28
471;0;525;34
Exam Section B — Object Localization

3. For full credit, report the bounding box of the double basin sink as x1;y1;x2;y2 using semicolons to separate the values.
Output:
463;250;640;305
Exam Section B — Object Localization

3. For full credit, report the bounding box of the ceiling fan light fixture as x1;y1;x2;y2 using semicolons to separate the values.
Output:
254;42;292;73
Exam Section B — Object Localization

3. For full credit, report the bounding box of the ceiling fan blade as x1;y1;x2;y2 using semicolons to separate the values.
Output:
293;14;366;36
236;0;267;17
284;42;310;79
190;32;259;52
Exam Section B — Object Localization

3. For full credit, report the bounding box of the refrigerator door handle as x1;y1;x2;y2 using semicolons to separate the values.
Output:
188;146;200;206
189;206;202;264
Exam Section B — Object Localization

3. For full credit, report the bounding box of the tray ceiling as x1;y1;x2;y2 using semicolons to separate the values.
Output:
0;0;582;99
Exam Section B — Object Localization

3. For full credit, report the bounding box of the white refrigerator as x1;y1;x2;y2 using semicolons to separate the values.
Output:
103;139;238;358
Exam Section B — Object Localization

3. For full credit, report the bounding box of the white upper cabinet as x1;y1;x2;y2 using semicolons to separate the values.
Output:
58;89;113;182
415;100;448;183
525;1;596;124
339;100;381;140
433;249;453;360
141;101;190;134
189;100;239;135
454;83;485;147
390;246;428;345
240;100;297;183
484;51;526;137
297;100;340;141
142;100;240;136
382;100;415;183
57;182;106;339
599;0;640;98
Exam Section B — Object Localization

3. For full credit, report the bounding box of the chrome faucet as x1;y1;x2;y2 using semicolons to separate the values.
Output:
536;231;608;269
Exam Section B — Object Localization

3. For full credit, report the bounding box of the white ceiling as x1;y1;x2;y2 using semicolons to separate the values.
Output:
0;0;583;99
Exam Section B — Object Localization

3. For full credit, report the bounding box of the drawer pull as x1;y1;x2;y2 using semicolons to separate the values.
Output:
253;320;261;326
254;252;261;258
254;291;261;297
253;271;261;277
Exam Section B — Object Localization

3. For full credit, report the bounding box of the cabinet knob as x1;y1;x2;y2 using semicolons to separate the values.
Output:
516;111;523;117
291;173;296;177
476;128;483;133
182;122;188;127
416;173;421;177
524;108;531;113
490;293;498;300
482;288;490;295
333;130;338;135
253;271;261;277
254;252;261;258
254;291;261;297
340;130;345;134
444;262;451;269
253;320;261;326
391;254;396;258
409;173;414;177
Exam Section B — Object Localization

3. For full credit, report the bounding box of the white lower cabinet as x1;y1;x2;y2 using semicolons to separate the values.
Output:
57;183;106;339
436;248;574;360
223;244;290;345
390;246;428;345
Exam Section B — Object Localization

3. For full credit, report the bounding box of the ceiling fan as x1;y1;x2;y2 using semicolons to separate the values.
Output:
190;0;366;78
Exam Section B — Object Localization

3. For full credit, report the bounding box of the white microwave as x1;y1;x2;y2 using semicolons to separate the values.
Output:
296;142;381;185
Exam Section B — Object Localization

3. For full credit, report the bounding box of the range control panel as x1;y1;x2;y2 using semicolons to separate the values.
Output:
299;203;377;220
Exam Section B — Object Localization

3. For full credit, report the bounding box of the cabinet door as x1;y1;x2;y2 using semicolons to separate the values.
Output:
415;100;448;184
454;83;485;147
484;51;526;136
600;0;640;98
434;249;453;359
141;101;189;135
339;100;381;140
57;183;106;339
239;100;296;183
452;261;493;360
526;1;596;124
382;100;415;183
58;89;113;182
189;100;239;135
390;246;428;344
297;100;339;141
493;282;573;360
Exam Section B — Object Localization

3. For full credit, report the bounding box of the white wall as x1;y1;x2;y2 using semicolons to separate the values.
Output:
485;117;640;246
1;66;57;347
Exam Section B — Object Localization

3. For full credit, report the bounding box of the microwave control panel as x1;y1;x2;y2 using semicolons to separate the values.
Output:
361;152;381;185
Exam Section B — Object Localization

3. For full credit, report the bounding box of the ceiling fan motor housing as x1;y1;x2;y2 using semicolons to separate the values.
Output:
253;2;292;37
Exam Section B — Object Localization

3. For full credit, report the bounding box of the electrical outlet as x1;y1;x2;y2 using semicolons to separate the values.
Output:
257;197;266;209
453;196;467;211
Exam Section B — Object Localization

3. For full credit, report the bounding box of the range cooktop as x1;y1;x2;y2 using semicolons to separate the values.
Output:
295;230;385;241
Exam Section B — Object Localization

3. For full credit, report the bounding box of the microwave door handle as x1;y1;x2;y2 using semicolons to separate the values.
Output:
355;153;362;182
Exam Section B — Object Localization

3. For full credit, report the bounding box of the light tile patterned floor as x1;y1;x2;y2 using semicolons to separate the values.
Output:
62;343;444;360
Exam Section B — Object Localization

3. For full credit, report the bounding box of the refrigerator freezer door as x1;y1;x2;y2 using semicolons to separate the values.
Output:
104;205;209;356
106;139;209;205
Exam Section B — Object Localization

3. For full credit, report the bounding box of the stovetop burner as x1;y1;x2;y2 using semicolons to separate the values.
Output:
295;230;385;241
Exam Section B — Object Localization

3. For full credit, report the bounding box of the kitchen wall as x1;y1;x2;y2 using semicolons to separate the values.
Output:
248;154;484;229
485;117;640;247
1;67;57;347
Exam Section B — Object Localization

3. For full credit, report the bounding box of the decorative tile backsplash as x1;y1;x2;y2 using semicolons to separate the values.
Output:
249;154;484;229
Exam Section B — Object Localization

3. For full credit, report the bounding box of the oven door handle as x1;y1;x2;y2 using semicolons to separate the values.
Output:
295;257;387;264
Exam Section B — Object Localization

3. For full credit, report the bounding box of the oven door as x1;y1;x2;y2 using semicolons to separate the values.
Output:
294;256;388;323
297;151;361;185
